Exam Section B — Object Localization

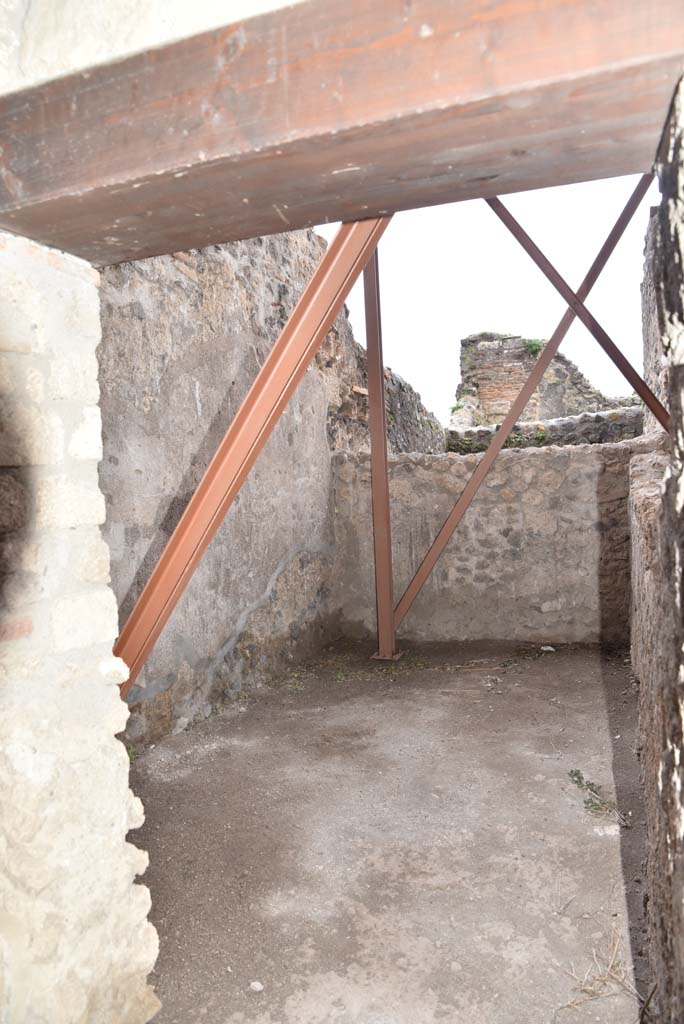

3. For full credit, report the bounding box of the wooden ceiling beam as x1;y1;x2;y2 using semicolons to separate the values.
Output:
0;0;682;266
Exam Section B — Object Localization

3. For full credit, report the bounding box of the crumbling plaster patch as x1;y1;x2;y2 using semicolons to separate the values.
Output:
0;232;158;1022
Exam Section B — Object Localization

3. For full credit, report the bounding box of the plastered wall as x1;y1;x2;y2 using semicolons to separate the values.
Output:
0;0;302;94
0;233;158;1021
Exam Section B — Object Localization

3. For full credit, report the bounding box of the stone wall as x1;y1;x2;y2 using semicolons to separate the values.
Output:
448;406;643;454
642;209;671;436
99;230;443;744
632;79;684;1024
0;233;157;1022
451;332;637;429
331;364;445;455
332;435;665;646
630;449;674;1023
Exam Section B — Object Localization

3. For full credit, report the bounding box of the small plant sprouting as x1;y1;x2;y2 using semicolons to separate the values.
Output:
569;767;599;793
525;339;544;358
568;768;619;818
504;432;526;449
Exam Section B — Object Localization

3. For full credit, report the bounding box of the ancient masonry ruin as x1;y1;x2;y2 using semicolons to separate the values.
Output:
448;332;642;453
0;7;683;1020
99;230;657;743
98;231;444;743
93;143;684;1016
1;142;682;1022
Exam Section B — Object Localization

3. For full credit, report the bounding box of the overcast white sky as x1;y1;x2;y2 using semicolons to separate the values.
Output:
315;174;658;426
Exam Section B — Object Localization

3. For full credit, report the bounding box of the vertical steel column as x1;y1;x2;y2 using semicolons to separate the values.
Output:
364;248;398;659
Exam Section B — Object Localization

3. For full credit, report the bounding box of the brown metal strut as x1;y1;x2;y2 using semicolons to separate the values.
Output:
117;217;390;695
364;249;400;660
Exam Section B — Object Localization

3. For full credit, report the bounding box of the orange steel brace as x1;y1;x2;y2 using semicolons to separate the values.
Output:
117;216;390;696
394;173;664;630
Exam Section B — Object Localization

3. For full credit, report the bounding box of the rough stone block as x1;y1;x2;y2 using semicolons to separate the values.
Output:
68;406;103;461
47;348;100;403
0;398;64;466
73;530;112;583
51;589;120;650
0;471;29;533
34;471;105;529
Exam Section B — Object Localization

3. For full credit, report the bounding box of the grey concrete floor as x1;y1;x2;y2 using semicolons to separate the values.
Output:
133;641;651;1024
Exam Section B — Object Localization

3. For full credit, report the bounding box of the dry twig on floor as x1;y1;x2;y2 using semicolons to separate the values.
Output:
554;927;654;1021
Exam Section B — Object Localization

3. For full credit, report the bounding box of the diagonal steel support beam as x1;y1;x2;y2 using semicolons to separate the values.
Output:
394;173;659;629
486;194;670;432
117;216;390;696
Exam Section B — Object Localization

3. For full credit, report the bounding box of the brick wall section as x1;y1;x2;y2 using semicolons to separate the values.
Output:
631;78;684;1024
0;233;158;1022
464;335;534;422
453;332;637;428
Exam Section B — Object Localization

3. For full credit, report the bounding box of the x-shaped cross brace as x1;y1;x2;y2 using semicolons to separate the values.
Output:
374;173;667;655
116;174;666;692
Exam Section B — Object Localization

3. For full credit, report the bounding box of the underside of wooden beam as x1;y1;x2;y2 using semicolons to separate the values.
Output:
0;0;682;266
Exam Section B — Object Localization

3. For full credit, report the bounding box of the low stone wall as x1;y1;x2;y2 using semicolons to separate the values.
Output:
448;406;643;453
332;436;665;645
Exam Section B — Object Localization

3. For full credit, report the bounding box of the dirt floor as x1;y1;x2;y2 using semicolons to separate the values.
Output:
132;641;652;1024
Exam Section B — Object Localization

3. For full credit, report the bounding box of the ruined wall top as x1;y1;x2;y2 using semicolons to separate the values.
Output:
451;332;637;430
